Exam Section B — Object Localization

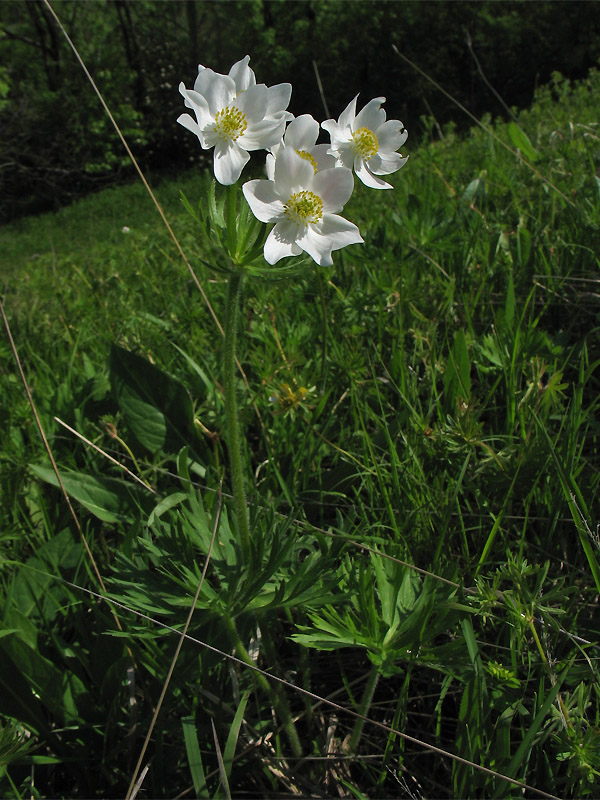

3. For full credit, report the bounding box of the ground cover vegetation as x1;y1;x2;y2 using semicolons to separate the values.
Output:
1;28;600;800
2;0;600;220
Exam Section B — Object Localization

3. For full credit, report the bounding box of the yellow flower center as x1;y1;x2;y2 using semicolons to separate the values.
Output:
296;149;318;173
213;106;247;142
351;126;379;159
284;191;323;225
273;384;307;411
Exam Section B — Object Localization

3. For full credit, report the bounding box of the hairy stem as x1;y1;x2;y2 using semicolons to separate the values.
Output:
223;269;251;558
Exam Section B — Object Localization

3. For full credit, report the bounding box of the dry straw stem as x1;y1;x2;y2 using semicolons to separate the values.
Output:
54;416;157;493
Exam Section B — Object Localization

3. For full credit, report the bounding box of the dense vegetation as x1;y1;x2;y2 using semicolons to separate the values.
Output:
1;14;600;800
2;0;600;219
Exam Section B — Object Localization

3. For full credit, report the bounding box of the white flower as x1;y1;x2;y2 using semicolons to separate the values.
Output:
178;56;292;185
243;147;363;266
322;95;408;189
266;114;336;180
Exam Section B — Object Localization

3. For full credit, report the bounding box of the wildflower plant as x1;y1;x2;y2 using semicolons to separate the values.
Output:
176;58;408;756
177;54;409;557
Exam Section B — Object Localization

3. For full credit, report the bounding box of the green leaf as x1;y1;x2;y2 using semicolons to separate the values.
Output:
223;690;251;778
504;270;515;332
110;344;198;454
461;177;486;206
30;464;150;524
0;634;87;726
181;715;208;798
516;222;531;267
445;329;471;410
508;122;539;162
147;492;189;527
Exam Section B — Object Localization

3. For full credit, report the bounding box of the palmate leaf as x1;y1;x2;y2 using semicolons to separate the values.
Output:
110;487;343;633
293;557;468;677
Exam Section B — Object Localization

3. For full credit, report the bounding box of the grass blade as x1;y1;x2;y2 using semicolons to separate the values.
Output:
181;716;207;799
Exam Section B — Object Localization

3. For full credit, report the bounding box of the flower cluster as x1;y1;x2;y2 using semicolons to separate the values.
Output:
178;56;408;266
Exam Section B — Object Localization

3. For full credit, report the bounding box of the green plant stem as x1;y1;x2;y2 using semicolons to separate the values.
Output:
223;615;270;693
223;268;251;558
348;663;380;753
225;615;302;757
259;620;303;758
317;271;328;388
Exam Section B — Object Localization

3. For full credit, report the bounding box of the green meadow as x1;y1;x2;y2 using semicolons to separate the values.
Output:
1;68;599;798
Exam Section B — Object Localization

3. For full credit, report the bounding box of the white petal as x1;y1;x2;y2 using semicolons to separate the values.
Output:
300;214;362;265
177;113;204;142
264;222;303;264
213;141;249;185
179;110;211;150
236;84;268;121
312;144;337;172
194;70;236;117
376;119;408;152
295;214;360;266
295;228;332;266
179;86;213;128
325;138;354;168
239;117;286;150
368;152;409;176
274;148;315;198
179;90;214;134
316;214;363;247
229;55;255;93
337;94;359;133
355;157;392;189
266;83;292;115
243;179;284;223
179;83;201;109
285;114;319;150
354;97;386;132
265;152;276;181
321;118;342;140
312;167;354;212
267;114;292;145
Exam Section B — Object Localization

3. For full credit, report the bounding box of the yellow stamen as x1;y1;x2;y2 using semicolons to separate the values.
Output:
272;384;308;411
284;191;323;225
213;106;247;142
351;126;378;159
